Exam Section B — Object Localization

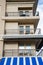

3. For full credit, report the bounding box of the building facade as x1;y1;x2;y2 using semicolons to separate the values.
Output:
0;0;43;58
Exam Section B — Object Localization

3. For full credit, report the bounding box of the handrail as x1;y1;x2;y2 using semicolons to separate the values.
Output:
37;47;43;56
3;49;43;56
5;12;39;16
5;28;41;34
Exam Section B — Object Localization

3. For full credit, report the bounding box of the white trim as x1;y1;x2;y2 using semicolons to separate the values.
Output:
24;57;25;65
4;57;7;65
29;57;32;65
37;47;43;56
35;57;39;65
42;57;43;61
17;57;19;65
10;57;13;65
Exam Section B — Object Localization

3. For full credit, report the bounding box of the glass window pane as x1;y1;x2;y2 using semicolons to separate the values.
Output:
26;44;31;49
19;43;24;49
19;43;24;54
26;44;31;54
25;11;29;16
19;26;24;34
26;26;30;34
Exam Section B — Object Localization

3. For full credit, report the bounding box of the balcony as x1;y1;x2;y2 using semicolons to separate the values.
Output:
4;11;39;23
3;28;41;39
5;12;32;17
5;28;41;34
3;49;36;56
3;49;43;57
5;11;39;17
2;12;39;30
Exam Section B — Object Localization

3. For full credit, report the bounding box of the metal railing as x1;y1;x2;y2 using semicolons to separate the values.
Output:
5;12;39;17
5;28;41;34
37;47;43;56
3;49;43;57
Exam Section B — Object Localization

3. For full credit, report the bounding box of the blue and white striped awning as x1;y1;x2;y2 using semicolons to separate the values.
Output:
0;57;43;65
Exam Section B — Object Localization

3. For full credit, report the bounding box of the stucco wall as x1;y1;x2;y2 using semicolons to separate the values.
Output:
7;2;33;12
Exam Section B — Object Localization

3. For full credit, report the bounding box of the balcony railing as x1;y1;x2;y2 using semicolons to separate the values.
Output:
5;12;39;17
5;28;41;34
3;49;36;56
37;47;43;56
3;49;43;57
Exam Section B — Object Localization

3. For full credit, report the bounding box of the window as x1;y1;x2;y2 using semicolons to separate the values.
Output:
25;11;29;16
26;44;31;55
19;10;29;16
19;43;31;56
26;26;30;34
19;26;24;34
19;11;23;16
26;44;31;49
18;7;32;16
19;43;24;55
19;43;24;49
19;25;30;34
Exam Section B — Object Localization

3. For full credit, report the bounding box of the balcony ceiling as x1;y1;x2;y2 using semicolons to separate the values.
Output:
4;39;41;47
2;16;39;29
3;35;42;46
7;0;37;2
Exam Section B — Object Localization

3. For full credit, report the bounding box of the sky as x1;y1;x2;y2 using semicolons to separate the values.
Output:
37;0;43;34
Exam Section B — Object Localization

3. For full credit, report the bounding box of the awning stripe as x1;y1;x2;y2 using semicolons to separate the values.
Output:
10;57;13;65
42;57;43;61
13;57;17;65
0;57;43;65
0;58;5;65
37;57;43;65
24;57;25;65
25;57;30;65
4;58;7;65
35;57;39;65
31;57;37;65
6;58;11;65
17;57;19;65
19;57;23;65
29;57;32;65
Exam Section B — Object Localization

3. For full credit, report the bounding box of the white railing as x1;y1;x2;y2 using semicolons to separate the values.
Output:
4;49;43;57
5;28;41;34
37;47;43;56
5;12;39;17
4;49;36;56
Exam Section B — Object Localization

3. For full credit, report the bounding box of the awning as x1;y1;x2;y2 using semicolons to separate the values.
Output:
0;57;43;65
